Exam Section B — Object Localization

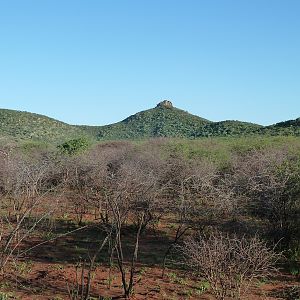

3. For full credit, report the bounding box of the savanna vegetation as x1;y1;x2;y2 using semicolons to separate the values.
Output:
0;102;299;142
0;109;86;142
0;135;299;299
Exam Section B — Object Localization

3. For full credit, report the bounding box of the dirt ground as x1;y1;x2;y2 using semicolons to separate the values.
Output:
1;212;299;299
3;261;299;299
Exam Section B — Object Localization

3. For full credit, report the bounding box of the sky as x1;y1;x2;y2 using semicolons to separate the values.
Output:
0;0;299;126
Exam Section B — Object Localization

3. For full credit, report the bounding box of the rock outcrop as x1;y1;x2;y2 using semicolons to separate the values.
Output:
156;100;173;108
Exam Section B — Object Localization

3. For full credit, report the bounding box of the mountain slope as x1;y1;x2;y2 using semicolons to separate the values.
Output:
81;101;211;139
0;109;87;142
196;120;263;137
259;118;300;136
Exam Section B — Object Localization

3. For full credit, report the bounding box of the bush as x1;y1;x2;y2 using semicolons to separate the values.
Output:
58;138;90;155
181;232;279;300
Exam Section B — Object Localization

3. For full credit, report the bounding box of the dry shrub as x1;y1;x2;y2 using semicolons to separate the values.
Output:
231;149;300;245
0;150;61;272
182;232;280;300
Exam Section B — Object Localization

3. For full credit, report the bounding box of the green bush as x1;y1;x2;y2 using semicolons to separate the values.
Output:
58;138;90;155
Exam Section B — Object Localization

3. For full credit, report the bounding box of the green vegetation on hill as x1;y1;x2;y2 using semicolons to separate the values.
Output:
80;105;210;139
197;120;263;137
79;102;299;140
261;118;300;136
0;109;88;142
0;102;299;142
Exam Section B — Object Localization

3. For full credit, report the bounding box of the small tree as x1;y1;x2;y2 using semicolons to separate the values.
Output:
92;147;164;298
160;156;217;277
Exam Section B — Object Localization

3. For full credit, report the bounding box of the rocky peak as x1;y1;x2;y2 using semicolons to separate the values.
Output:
156;100;173;108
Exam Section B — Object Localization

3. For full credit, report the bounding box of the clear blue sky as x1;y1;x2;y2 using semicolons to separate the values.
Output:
0;0;299;126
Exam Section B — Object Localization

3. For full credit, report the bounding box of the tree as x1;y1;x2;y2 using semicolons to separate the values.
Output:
0;150;61;273
159;155;217;277
92;147;163;298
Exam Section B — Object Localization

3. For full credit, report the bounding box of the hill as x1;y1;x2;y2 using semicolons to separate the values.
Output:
0;101;299;142
261;118;300;136
80;100;211;139
81;102;298;139
0;109;87;142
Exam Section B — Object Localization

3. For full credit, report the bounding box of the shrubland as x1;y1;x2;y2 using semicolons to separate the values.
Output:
0;136;299;299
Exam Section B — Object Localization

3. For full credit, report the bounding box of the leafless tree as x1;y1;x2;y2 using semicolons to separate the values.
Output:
230;149;300;245
63;143;164;298
0;151;61;273
66;234;111;300
98;149;163;298
160;156;218;277
62;154;97;225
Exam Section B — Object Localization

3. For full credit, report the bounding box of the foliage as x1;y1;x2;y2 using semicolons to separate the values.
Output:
80;106;210;140
0;108;88;142
80;107;300;140
262;118;300;136
197;120;262;137
58;138;91;155
0;105;300;142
